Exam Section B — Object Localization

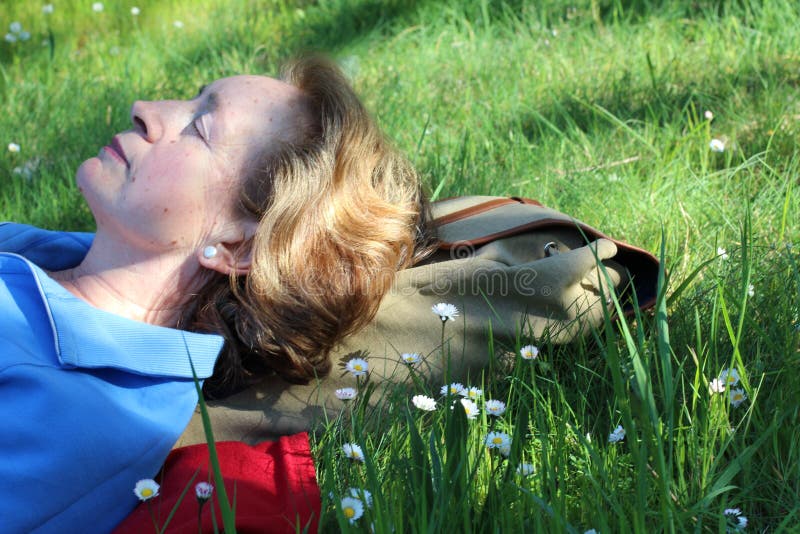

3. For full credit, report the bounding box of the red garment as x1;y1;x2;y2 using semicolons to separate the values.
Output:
114;433;320;534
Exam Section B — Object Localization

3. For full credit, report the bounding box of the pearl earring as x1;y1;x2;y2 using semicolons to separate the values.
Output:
203;246;218;259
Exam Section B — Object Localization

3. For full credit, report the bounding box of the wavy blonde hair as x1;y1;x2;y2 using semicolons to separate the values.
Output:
183;56;434;398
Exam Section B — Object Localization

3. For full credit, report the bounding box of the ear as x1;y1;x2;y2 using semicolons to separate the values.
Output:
197;220;258;276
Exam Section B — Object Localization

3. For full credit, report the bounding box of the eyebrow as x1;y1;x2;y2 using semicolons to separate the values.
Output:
205;91;219;113
195;85;219;111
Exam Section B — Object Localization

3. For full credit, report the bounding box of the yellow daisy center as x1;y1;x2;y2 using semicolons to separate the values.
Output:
141;488;153;497
492;437;503;445
727;376;736;384
354;364;362;371
344;507;355;519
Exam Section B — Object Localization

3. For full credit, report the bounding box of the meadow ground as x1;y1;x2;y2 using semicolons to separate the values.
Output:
1;0;798;531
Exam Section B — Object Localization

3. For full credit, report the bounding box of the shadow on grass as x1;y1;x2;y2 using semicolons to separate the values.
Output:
514;54;800;157
156;0;434;78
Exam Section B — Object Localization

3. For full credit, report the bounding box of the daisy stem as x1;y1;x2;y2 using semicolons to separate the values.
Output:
147;500;161;534
407;364;425;392
440;319;449;385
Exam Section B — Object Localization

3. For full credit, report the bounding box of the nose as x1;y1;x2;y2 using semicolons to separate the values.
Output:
130;100;165;142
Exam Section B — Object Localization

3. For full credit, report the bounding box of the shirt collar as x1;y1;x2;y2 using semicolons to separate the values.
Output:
1;224;223;379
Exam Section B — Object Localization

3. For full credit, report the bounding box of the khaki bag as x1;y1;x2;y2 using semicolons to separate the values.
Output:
177;196;659;445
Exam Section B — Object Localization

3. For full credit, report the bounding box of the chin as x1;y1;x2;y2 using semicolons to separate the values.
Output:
75;158;111;218
76;157;102;189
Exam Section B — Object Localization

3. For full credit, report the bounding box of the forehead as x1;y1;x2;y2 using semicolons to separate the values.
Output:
208;74;298;98
206;75;305;144
205;75;303;117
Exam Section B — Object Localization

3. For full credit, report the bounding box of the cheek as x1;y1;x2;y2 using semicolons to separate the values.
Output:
132;176;208;234
133;157;197;203
132;184;203;223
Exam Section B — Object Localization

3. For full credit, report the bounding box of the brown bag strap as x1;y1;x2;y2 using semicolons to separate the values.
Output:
433;196;542;226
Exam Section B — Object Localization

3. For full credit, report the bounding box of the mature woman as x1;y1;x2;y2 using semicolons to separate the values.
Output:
0;56;430;532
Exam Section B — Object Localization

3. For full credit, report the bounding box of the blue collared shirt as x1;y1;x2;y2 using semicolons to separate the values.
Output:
0;223;224;533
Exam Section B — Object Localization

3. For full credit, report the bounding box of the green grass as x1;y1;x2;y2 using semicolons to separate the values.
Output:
2;0;799;531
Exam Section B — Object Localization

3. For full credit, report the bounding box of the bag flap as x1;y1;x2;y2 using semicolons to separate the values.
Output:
431;196;660;311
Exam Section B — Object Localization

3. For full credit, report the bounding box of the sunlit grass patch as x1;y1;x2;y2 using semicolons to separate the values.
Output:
2;0;799;531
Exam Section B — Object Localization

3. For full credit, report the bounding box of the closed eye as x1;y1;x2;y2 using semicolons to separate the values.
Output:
184;116;210;145
192;119;204;139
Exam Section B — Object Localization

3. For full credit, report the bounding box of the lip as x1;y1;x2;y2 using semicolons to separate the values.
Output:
103;136;129;167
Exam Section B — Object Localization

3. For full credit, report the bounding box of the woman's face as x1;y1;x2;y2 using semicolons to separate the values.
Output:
76;75;304;255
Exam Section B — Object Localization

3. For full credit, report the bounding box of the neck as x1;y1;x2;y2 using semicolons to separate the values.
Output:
49;233;209;328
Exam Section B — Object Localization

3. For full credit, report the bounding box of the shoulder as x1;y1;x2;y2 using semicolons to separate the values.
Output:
0;253;58;370
0;360;201;532
0;223;93;271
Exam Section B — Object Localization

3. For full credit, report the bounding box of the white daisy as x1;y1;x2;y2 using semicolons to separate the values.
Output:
335;387;357;400
704;110;714;120
485;431;511;449
520;345;539;360
345;357;368;377
440;382;465;396
412;394;437;412
431;302;459;322
709;138;726;152
4;33;16;43
462;386;483;400
43;4;55;14
747;284;754;297
719;368;740;387
499;442;511;457
347;487;373;508
131;6;141;15
729;388;747;408
8;143;20;153
195;481;213;502
459;398;479;419
400;352;420;365
173;20;184;28
608;425;625;443
708;378;726;394
9;22;22;34
342;443;365;462
133;479;160;501
484;399;506;417
340;496;364;524
717;246;728;260
92;2;104;13
516;463;535;476
18;31;30;41
723;508;748;531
